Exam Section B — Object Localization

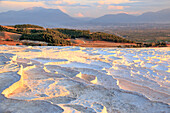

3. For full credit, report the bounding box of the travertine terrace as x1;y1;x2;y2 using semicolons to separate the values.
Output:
0;45;169;113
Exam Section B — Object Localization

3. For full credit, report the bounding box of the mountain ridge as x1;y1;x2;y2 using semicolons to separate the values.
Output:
0;7;77;27
92;8;170;23
0;7;170;27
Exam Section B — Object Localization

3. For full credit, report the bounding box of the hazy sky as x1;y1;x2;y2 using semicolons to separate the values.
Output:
0;0;170;17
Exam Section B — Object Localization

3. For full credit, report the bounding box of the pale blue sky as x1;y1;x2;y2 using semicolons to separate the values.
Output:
0;0;170;17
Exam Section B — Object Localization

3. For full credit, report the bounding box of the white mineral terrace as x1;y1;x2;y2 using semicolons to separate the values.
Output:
0;45;169;113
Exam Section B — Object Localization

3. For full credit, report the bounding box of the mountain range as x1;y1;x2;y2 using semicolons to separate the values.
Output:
0;7;77;27
92;8;170;24
0;7;170;27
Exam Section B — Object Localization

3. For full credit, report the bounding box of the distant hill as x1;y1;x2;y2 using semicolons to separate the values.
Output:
90;8;170;24
91;13;136;23
75;17;95;22
137;8;170;23
0;7;77;27
0;7;170;27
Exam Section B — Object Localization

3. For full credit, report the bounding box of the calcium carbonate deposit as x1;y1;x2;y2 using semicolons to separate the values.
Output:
0;45;169;113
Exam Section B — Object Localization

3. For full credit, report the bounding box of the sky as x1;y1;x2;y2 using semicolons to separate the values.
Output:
0;0;170;17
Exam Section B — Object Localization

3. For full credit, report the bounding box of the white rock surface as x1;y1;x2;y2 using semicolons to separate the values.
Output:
0;45;169;113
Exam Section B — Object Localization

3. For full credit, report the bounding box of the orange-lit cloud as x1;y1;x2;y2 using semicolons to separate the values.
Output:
57;6;68;13
0;1;46;9
74;13;84;17
98;0;137;5
98;1;105;5
108;6;130;10
0;1;69;14
1;0;167;18
48;0;77;5
110;11;141;15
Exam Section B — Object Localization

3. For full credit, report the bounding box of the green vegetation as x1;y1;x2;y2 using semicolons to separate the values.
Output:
97;26;170;43
13;24;44;29
20;32;71;46
52;28;132;43
136;42;167;47
4;24;166;47
54;28;90;39
89;32;133;43
117;30;170;42
0;25;19;33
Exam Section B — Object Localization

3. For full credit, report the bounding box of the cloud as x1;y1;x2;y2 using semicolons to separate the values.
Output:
0;1;70;13
0;0;170;17
74;12;84;17
0;1;46;11
108;6;130;10
110;11;140;15
45;0;90;8
97;0;137;5
57;6;67;13
47;0;77;5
